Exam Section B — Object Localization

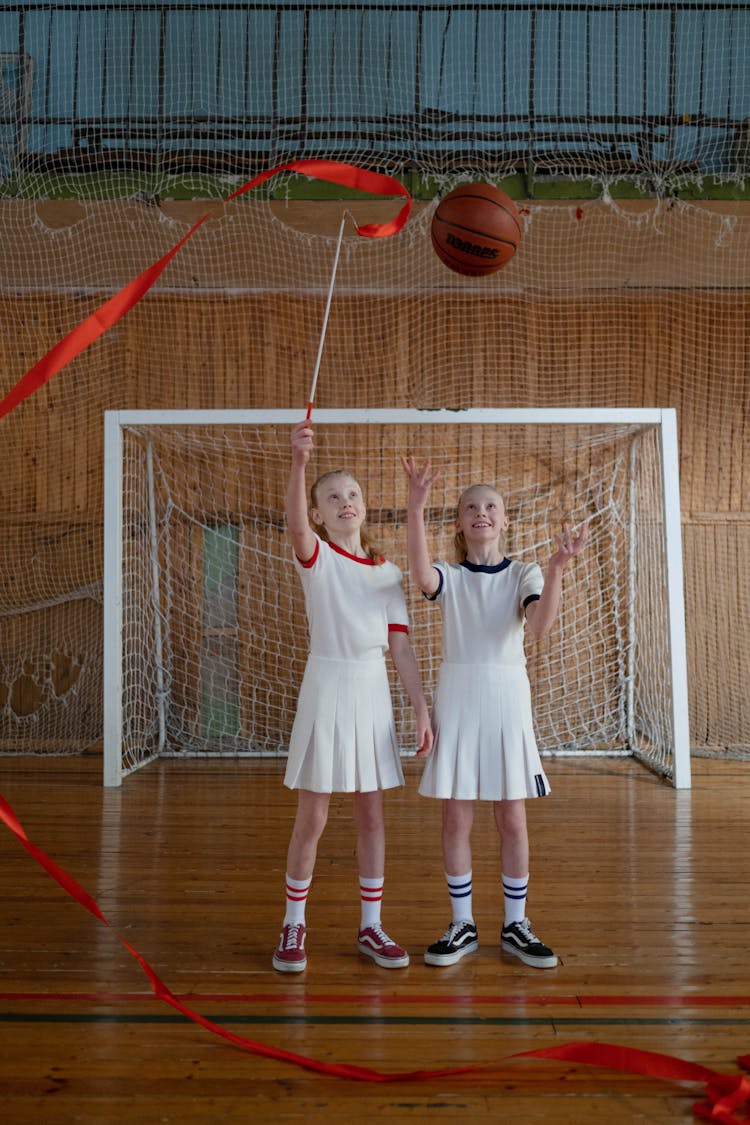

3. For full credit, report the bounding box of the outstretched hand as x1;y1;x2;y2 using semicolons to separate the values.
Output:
550;521;589;567
401;454;441;506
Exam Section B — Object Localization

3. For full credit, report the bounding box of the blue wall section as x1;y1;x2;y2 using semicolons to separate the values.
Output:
0;2;747;178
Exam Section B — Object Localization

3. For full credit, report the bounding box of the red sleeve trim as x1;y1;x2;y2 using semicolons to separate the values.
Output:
388;623;409;634
296;539;320;568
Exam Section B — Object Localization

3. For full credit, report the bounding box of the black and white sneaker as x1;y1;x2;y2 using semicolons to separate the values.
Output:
424;920;479;966
500;918;558;969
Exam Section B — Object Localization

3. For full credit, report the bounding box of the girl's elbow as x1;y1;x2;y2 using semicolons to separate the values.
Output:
526;611;550;640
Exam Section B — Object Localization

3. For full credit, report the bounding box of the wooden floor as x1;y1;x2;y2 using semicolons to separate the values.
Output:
0;754;748;1123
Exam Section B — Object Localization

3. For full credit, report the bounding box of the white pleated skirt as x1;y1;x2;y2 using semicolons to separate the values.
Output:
418;662;550;801
284;654;405;794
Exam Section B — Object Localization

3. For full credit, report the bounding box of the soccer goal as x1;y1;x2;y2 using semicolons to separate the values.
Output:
103;408;690;788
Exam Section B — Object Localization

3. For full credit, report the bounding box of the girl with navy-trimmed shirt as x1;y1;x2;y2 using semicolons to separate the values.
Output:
402;456;587;970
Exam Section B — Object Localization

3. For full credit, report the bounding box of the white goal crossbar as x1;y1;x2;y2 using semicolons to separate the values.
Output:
103;408;690;788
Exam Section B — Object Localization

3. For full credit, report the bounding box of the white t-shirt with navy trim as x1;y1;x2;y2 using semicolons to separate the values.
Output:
427;557;543;665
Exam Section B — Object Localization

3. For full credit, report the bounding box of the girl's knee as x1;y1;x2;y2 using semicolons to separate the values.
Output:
442;799;474;838
295;794;330;841
354;790;384;833
494;799;527;839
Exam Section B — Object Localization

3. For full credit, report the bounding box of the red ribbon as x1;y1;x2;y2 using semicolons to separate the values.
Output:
0;160;411;421
1;787;749;1117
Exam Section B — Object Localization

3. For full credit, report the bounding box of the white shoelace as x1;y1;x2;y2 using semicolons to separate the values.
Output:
515;918;538;943
368;923;390;944
283;923;303;949
440;920;471;943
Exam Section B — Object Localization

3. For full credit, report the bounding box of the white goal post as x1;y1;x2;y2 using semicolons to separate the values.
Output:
103;408;690;788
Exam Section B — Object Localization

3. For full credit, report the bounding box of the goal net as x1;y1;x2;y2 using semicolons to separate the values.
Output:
104;408;689;787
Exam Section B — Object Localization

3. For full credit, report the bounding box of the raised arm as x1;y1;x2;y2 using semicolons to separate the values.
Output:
286;420;317;562
400;455;441;597
526;521;589;640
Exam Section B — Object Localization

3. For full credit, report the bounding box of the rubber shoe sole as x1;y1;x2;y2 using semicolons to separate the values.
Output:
357;940;410;969
424;938;479;966
272;951;307;973
500;938;558;969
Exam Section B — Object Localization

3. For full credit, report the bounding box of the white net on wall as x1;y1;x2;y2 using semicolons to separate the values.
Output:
115;416;676;780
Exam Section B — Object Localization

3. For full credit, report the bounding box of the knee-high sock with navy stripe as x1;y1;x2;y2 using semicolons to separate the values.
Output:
446;871;474;923
502;873;529;925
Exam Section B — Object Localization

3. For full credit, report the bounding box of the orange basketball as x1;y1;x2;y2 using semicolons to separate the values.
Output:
431;183;522;276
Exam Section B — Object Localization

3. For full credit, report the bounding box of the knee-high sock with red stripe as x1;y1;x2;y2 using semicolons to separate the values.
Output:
283;873;312;925
359;876;384;928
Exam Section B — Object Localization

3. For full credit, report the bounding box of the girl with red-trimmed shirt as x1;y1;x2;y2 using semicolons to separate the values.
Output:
272;420;432;974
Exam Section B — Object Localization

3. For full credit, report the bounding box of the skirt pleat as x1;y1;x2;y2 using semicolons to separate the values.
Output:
419;662;550;801
285;655;404;793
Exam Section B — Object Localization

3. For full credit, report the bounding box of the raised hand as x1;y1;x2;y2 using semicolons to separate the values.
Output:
290;419;314;464
401;454;440;508
551;521;589;567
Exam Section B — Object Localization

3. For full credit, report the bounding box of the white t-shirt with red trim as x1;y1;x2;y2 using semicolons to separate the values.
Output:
294;534;409;660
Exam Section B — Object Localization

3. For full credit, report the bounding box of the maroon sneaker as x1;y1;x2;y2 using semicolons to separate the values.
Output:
272;922;307;973
357;924;409;968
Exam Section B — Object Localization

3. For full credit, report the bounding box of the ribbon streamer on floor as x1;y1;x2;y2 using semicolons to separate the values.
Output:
0;159;412;421
1;790;749;1119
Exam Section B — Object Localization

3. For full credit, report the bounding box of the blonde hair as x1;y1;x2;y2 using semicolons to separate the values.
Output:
310;470;383;564
453;482;508;562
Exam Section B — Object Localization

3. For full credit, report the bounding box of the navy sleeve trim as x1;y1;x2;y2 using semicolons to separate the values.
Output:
523;593;541;608
424;566;444;601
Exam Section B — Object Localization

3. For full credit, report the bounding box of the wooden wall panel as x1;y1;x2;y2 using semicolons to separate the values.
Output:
2;289;747;517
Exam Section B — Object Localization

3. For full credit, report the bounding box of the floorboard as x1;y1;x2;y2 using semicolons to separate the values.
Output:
0;755;748;1122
